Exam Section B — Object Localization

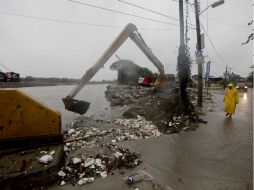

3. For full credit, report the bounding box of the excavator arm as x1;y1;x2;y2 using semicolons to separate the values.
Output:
63;23;165;115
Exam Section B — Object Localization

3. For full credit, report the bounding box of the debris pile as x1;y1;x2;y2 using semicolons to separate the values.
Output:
113;115;162;139
105;85;154;107
63;115;162;153
157;115;199;134
105;85;205;134
57;144;142;186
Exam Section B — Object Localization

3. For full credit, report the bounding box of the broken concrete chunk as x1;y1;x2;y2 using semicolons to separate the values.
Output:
100;171;107;178
78;177;95;185
38;155;53;164
113;152;123;158
72;157;81;164
68;129;75;135
95;159;102;167
84;158;95;167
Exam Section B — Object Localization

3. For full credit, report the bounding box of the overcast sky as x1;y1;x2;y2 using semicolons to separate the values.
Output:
0;0;252;80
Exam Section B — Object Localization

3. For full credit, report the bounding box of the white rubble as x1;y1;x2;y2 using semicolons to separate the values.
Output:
38;155;53;164
60;181;66;186
78;177;95;185
57;170;66;177
113;152;123;158
100;171;108;178
72;157;81;164
84;158;95;167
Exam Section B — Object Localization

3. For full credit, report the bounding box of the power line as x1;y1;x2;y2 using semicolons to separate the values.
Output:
118;0;179;22
200;16;248;28
0;11;123;28
69;0;179;26
0;11;179;31
200;22;226;66
185;2;248;28
201;23;248;75
118;0;196;27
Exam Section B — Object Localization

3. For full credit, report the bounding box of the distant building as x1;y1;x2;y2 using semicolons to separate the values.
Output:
165;74;176;81
208;76;223;84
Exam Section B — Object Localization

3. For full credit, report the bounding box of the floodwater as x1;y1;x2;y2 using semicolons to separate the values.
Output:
20;84;111;126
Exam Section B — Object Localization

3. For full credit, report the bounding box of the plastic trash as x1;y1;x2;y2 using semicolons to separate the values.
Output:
60;181;66;186
123;170;153;184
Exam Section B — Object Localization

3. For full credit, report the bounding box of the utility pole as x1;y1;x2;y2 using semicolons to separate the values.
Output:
194;0;203;107
224;65;228;87
179;0;184;47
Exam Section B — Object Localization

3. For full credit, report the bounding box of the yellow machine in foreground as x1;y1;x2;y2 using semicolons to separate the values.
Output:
0;89;62;149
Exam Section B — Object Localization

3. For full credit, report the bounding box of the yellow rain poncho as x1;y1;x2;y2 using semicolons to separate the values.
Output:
224;83;239;114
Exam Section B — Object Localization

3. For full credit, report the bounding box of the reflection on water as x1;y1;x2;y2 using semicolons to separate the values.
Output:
20;84;111;126
243;93;247;100
223;118;233;128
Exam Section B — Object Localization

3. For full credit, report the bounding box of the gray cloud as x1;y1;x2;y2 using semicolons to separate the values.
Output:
0;0;252;80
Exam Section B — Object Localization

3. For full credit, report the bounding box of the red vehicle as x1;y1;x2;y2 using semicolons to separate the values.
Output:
0;71;20;82
138;76;152;86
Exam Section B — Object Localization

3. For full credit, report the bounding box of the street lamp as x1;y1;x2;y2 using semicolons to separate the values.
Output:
194;0;224;107
200;0;225;15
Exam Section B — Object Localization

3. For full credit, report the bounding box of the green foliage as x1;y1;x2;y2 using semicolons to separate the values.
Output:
21;76;115;84
246;71;253;83
228;73;245;84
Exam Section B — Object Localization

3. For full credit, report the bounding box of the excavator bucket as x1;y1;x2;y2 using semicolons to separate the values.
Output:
63;98;90;115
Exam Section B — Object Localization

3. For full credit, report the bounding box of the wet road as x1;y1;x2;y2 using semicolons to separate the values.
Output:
51;89;252;190
122;89;253;190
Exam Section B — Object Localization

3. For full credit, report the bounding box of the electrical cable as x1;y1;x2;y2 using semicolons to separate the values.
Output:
68;0;179;26
117;0;197;27
0;11;123;28
184;1;248;28
0;11;179;31
200;21;226;66
200;16;248;28
201;24;248;75
118;0;179;22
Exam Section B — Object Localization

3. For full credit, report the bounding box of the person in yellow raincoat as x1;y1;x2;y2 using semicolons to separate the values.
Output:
223;83;239;118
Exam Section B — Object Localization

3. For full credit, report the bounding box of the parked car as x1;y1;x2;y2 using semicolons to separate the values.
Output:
236;83;248;92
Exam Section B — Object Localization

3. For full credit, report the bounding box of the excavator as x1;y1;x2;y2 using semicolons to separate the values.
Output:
0;23;165;149
63;23;165;115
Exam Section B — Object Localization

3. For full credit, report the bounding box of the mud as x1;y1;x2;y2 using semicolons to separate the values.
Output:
105;84;201;133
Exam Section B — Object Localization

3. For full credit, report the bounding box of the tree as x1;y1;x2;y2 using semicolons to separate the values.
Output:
242;20;253;45
111;59;157;85
246;71;253;83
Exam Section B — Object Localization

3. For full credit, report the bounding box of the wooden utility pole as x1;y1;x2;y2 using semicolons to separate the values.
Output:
194;0;203;107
